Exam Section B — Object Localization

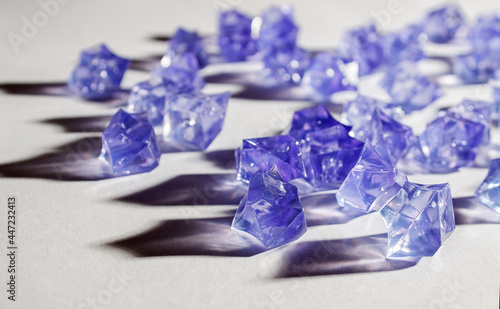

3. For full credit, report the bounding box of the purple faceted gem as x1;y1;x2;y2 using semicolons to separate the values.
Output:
69;43;129;100
256;5;298;53
302;125;364;190
449;99;492;127
380;181;455;258
218;9;257;62
453;50;500;84
337;142;407;213
235;135;305;183
99;109;160;175
162;28;208;68
302;52;356;98
380;24;425;65
422;5;465;43
232;171;307;249
263;47;310;85
405;112;486;173
492;80;500;116
339;22;386;76
126;79;169;126
163;92;230;151
288;104;350;147
475;158;500;213
380;61;443;113
466;14;500;51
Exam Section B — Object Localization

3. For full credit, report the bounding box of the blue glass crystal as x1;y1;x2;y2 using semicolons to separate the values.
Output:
405;112;486;173
337;142;407;213
126;79;169;126
99;109;160;175
256;5;298;54
232;171;307;249
236;135;305;183
163;92;230;151
162;28;208;68
453;51;500;84
302;52;356;98
380;61;443;113
288;104;350;147
449;99;492;127
475;158;500;213
380;181;455;258
422;5;465;43
69;43;129;100
263;47;310;85
492;80;500;116
218;9;257;62
302;125;364;190
466;14;500;51
380;24;425;65
339;22;386;76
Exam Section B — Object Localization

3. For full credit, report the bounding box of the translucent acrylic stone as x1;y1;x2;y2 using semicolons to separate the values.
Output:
99;109;160;175
288;104;350;148
380;181;455;258
232;171;307;249
492;80;500;116
453;51;500;84
235;135;305;183
302;125;364;190
302;52;356;98
162;28;208;68
256;5;298;53
337;142;407;213
339;22;386;76
422;5;465;43
380;61;443;113
380;24;425;65
405;112;486;173
263;47;310;85
68;44;130;100
449;99;492;127
163;92;230;151
218;9;257;62
466;14;500;51
127;79;168;126
475;158;500;213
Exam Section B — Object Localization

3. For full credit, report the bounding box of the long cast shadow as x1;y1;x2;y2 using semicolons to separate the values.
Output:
203;149;236;170
453;196;500;225
301;193;367;227
117;173;247;206
108;216;267;257
42;115;111;133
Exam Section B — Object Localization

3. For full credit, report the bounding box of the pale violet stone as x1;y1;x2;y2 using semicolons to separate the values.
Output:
475;158;500;213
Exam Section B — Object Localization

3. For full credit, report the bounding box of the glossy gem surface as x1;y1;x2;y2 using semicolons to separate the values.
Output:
337;142;407;213
162;28;208;68
99;109;160;175
475;158;500;213
380;181;455;258
256;5;298;53
69;44;129;100
163;92;230;150
219;9;256;62
232;171;307;249
263;47;310;85
423;5;465;43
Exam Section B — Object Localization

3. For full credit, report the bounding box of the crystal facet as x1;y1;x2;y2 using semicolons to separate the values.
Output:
232;171;307;249
475;158;500;213
337;142;407;213
380;61;443;113
163;92;230;150
69;44;129;100
453;50;500;84
380;181;455;258
236;135;305;183
256;5;298;54
422;5;465;43
162;28;208;68
302;125;364;190
302;52;356;98
218;9;257;62
380;25;425;65
263;47;310;85
99;109;160;175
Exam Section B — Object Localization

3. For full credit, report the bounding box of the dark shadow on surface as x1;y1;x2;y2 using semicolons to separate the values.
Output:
149;34;172;42
204;149;236;170
203;72;260;86
453;196;500;225
42;116;111;133
108;216;267;257
275;234;420;278
117;173;247;206
301;193;367;227
129;55;162;72
0;137;116;181
0;82;71;96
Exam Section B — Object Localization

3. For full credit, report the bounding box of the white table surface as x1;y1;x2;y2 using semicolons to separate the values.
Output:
1;0;499;308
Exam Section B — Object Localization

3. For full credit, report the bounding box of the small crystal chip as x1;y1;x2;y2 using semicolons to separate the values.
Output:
69;43;129;100
162;28;208;68
256;5;298;54
99;109;160;175
380;181;455;258
232;171;307;248
380;61;443;113
422;5;465;43
218;9;257;62
475;158;500;213
263;47;310;85
302;125;364;190
302;52;356;98
163;92;230;151
337;142;407;213
235;135;305;183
